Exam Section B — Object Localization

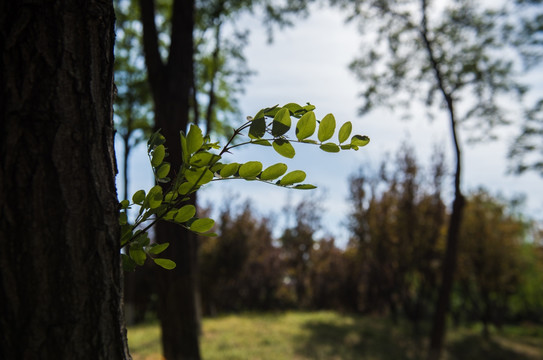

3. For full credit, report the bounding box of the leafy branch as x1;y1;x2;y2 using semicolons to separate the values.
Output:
119;103;370;271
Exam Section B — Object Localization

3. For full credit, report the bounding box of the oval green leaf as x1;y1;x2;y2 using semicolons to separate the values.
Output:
190;152;221;168
272;139;295;159
156;162;170;179
318;113;336;142
154;258;176;270
260;163;288;180
146;185;163;209
239;161;263;179
151;145;165;167
178;182;198;195
187;124;204;154
320;143;340;153
175;204;196;223
220;163;240;178
190;218;215;233
294;184;317;189
129;248;147;266
148;242;169;255
351;135;370;147
296;111;316;140
249;117;266;139
120;199;130;209
279;170;307;185
185;168;214;185
271;108;291;137
338;121;352;144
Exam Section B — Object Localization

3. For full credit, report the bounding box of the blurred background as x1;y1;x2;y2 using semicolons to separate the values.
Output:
114;0;543;359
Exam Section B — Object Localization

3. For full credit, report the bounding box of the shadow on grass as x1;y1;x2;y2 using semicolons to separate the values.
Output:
448;334;543;360
293;316;425;360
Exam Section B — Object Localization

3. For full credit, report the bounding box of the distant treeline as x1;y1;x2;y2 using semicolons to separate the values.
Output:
125;145;543;332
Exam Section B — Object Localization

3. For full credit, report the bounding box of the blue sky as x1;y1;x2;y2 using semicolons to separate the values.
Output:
116;5;543;246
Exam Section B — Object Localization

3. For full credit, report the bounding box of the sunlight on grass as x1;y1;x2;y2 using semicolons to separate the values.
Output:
127;311;543;360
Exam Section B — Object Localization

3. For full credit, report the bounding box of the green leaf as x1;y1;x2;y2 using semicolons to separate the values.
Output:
156;162;170;179
148;130;166;149
146;185;163;209
120;200;130;209
249;117;266;139
239;161;263;179
303;103;316;112
178;182;198;195
186;124;204;154
272;139;295;159
260;163;288;180
294;184;317;189
190;152;221;167
185;167;214;185
164;191;177;203
129;247;147;266
251;139;272;146
279;170;307;185
351;135;370;147
180;132;190;165
318;113;336;142
151;145;165;167
220;163;240;178
271;108;291;137
296;111;316;140
163;209;178;220
190;218;215;233
320;143;340;153
122;254;136;272
175;204;196;223
119;212;128;225
210;162;225;173
283;103;303;114
148;242;169;255
154;258;176;270
338;121;352;144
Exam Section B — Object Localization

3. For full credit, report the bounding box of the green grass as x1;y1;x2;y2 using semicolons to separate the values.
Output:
127;311;543;360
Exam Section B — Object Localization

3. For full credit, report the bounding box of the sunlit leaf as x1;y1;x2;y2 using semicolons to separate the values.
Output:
351;135;370;147
129;247;146;266
190;152;221;167
154;258;176;270
175;204;196;223
185;167;213;185
146;185;163;209
156;162;170;179
260;163;288;180
178;182;197;195
283;103;303;114
239;161;263;179
186;124;204;154
148;242;169;255
151;145;165;167
190;218;215;233
249;117;266;139
273;139;295;158
279;170;306;185
318;113;336;142
294;184;317;189
338;122;352;144
272;108;291;137
220;163;240;177
320;143;340;153
296;111;316;140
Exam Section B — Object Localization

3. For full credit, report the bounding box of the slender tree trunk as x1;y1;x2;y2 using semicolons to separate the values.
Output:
419;2;466;359
139;0;201;358
0;1;130;359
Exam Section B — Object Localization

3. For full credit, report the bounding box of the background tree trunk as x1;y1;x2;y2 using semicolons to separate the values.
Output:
139;0;201;358
0;1;130;358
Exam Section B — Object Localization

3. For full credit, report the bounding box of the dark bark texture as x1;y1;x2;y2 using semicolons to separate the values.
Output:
0;1;130;359
139;0;201;359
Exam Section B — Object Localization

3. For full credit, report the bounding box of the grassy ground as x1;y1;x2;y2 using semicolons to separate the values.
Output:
128;311;543;360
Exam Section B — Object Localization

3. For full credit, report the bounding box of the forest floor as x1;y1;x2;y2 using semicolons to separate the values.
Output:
127;311;543;360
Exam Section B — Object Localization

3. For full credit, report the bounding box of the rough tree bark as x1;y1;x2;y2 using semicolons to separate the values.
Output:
0;1;130;359
139;0;201;359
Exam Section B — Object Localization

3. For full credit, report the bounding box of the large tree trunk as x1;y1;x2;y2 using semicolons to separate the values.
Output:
139;0;201;358
0;1;130;359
